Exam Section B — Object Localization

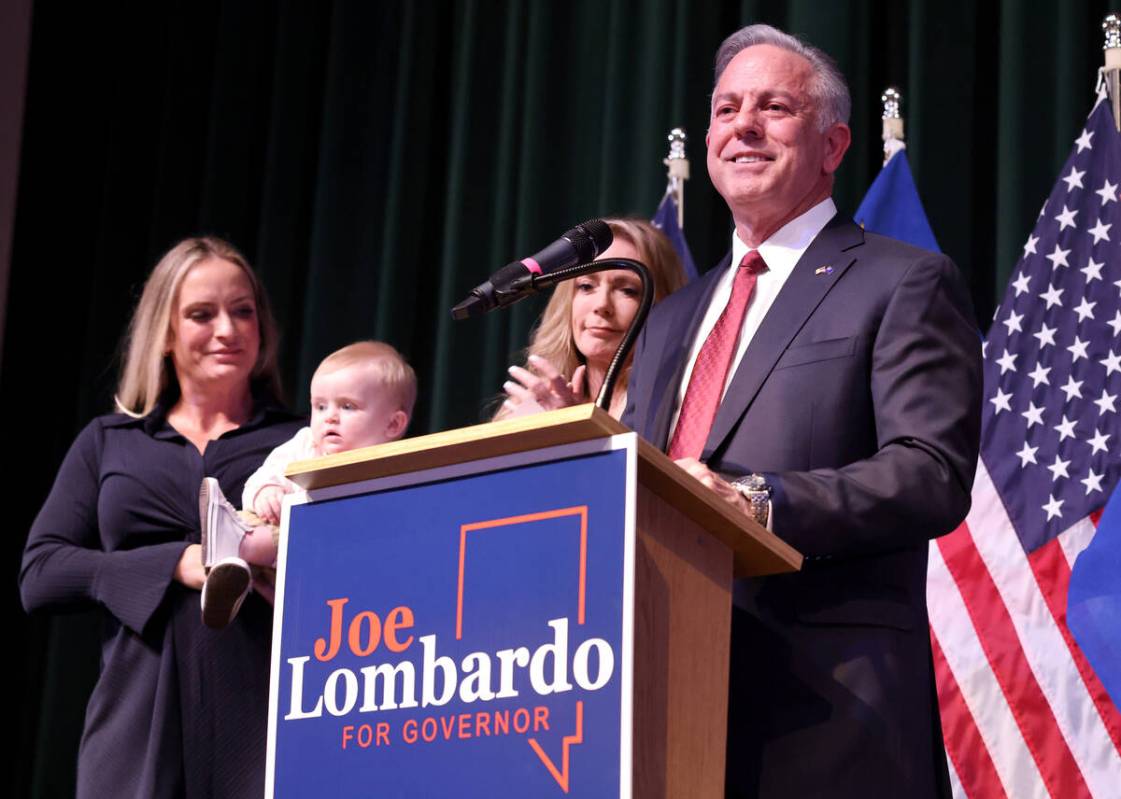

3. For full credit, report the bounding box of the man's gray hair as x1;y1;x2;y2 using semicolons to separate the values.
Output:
713;24;851;130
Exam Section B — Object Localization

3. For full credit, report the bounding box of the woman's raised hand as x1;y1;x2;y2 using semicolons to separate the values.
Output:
501;355;588;418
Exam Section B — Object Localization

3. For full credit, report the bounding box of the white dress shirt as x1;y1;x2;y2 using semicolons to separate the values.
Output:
668;198;837;440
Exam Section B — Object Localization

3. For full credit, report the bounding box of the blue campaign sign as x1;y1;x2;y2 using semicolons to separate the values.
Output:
266;437;636;798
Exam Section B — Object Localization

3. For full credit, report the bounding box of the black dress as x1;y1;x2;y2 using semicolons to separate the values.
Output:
20;397;304;799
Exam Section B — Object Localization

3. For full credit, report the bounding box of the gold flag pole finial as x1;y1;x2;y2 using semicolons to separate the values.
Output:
881;87;905;167
1103;13;1121;130
663;128;690;227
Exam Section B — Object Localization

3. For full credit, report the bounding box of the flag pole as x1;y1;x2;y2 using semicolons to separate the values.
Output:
663;128;689;228
1104;13;1121;131
880;86;905;167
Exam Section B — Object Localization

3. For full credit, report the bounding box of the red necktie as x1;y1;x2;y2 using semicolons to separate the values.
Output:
667;250;768;460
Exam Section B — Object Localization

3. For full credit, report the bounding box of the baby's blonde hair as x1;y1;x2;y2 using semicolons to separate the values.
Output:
314;341;417;422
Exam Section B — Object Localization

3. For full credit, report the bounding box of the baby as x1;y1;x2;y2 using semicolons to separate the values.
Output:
199;340;416;628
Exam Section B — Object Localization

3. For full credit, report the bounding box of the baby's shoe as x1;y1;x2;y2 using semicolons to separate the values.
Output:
199;477;252;567
201;556;252;629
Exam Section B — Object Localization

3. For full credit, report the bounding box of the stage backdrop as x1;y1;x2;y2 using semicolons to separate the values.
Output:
5;1;1115;795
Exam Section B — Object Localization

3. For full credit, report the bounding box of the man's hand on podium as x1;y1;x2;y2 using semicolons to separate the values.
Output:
673;457;751;516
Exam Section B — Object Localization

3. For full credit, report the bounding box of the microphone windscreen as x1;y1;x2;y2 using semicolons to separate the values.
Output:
567;219;613;263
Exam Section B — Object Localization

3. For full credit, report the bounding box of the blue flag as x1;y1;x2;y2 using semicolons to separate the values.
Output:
854;149;940;252
1068;487;1121;708
651;192;698;281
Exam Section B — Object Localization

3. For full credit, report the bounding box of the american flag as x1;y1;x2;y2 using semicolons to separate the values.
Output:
927;95;1121;797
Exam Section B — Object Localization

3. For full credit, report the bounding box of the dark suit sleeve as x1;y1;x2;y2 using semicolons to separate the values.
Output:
766;253;982;559
19;422;188;634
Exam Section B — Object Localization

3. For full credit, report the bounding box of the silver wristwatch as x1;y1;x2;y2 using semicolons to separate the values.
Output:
731;473;772;527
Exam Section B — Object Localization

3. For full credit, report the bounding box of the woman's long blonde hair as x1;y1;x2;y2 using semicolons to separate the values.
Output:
523;217;686;393
115;236;282;417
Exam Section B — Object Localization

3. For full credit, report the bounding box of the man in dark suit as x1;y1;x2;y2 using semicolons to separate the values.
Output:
623;24;982;798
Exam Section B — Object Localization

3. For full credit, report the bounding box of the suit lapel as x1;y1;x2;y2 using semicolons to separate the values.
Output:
648;253;730;449
702;217;866;461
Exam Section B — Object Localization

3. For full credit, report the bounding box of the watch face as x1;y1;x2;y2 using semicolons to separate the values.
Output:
743;474;766;491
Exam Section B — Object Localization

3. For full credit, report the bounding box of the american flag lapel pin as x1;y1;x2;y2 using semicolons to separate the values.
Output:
815;265;834;275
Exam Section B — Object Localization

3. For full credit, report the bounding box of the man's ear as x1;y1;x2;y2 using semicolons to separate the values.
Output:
822;122;852;175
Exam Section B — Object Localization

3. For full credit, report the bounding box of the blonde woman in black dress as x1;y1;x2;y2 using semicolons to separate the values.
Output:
21;237;302;798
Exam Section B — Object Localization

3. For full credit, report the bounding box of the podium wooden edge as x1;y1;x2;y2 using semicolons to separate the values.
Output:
634;484;732;797
285;404;802;577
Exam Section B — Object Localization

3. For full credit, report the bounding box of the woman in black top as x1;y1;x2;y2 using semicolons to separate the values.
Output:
20;237;303;798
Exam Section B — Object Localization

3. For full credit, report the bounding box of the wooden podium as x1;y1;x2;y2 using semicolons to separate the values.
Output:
265;405;801;798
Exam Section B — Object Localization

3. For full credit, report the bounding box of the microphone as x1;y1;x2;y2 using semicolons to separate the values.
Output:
451;219;613;319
